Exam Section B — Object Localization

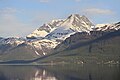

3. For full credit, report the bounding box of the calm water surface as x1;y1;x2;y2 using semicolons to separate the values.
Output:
0;64;119;80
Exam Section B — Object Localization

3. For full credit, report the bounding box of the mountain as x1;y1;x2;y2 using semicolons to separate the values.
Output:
36;29;120;64
1;29;119;64
46;14;94;40
0;14;120;63
24;14;94;56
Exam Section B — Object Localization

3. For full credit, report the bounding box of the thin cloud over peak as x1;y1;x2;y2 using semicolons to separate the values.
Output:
83;8;114;15
75;0;81;2
39;0;50;3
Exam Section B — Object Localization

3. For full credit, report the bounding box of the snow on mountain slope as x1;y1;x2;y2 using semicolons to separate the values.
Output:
27;19;64;39
95;22;120;31
96;23;110;28
27;39;58;55
0;37;25;46
27;29;48;39
46;14;94;40
61;14;93;32
46;26;76;40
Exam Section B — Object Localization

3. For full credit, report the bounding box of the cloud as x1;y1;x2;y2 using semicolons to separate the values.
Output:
29;0;50;3
0;7;17;14
75;0;81;2
39;0;50;3
31;12;56;25
0;8;34;37
0;7;58;37
83;8;114;15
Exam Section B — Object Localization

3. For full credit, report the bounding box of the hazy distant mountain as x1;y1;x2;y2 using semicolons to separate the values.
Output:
0;37;25;54
95;22;120;31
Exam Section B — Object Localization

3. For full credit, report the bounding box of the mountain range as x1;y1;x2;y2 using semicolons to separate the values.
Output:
0;14;120;64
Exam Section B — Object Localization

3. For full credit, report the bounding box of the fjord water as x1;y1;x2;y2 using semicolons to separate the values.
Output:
0;64;119;80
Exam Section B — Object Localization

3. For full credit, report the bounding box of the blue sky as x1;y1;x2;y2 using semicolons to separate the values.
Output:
0;0;120;37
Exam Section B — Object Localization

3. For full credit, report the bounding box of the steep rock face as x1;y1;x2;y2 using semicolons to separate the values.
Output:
66;29;120;55
54;31;100;52
59;32;90;46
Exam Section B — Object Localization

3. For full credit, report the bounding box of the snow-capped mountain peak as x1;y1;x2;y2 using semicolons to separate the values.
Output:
60;14;94;32
27;14;94;39
27;19;64;39
46;14;94;40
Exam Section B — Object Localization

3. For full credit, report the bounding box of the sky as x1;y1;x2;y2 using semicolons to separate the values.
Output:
0;0;120;37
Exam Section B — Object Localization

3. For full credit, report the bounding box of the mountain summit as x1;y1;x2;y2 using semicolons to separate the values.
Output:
46;14;94;40
64;14;94;31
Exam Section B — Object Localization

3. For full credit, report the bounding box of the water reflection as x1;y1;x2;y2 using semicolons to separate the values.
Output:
32;69;57;80
0;66;58;80
0;64;119;80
